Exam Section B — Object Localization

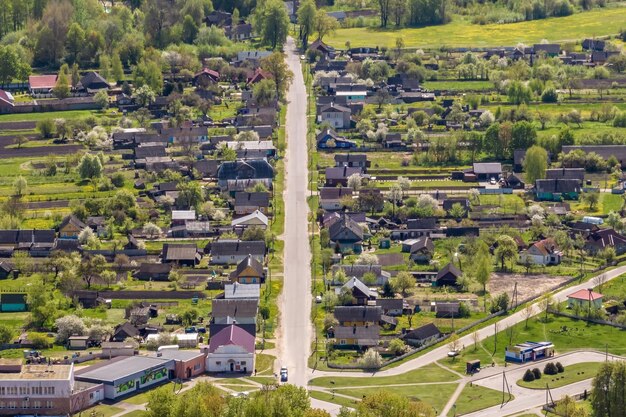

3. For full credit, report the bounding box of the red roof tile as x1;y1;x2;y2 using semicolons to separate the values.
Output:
29;75;58;89
568;289;602;301
208;324;255;353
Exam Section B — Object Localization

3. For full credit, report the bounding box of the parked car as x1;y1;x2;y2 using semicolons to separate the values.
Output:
315;295;322;303
280;366;288;382
489;177;496;185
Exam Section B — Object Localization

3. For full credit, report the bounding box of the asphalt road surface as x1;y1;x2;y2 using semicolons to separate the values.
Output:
279;37;313;389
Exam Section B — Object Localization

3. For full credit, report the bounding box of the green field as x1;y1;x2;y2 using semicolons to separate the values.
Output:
309;363;458;388
346;383;458;414
325;7;626;48
517;362;602;389
449;384;510;416
481;314;626;356
81;404;125;417
309;390;361;408
0;110;99;122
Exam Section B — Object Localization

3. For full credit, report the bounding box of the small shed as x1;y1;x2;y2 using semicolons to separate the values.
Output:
466;359;480;374
68;336;90;350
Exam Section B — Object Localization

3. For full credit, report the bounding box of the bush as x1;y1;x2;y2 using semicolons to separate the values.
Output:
523;369;535;382
111;173;125;188
544;362;558;375
28;332;52;349
541;87;558;103
532;368;542;379
556;362;564;373
458;302;471;318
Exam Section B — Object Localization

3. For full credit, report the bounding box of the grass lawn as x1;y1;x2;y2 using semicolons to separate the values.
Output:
119;411;148;417
309;363;459;388
517;362;603;389
422;80;495;91
325;7;626;48
449;384;510;416
347;383;458;413
255;353;276;375
481;314;626;357
212;377;256;386
0;110;98;122
309;390;361;409
439;343;503;374
81;404;125;417
121;383;187;406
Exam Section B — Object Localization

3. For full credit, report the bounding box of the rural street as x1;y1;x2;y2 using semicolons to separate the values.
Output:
464;350;621;417
279;37;314;389
311;264;626;379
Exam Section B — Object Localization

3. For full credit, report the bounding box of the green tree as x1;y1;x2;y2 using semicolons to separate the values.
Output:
252;78;277;106
65;22;85;64
261;52;294;100
133;58;163;93
507;81;532;105
254;0;289;49
53;66;71;99
591;361;626;417
13;176;27;197
111;52;124;82
26;278;56;329
78;254;107;288
36;118;54;139
511;121;537;150
78;153;103;181
448;202;466;218
391;271;414;297
475;253;492;295
523;145;548;184
582;191;600;211
297;0;316;49
182;14;199;44
0;45;31;86
0;324;13;344
132;84;156;107
94;90;109;110
177;181;204;210
314;9;339;41
494;235;517;271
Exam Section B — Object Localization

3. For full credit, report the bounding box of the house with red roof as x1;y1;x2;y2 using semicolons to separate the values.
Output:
519;238;561;266
0;90;15;113
28;74;58;96
567;289;603;309
204;324;255;373
193;68;220;88
247;68;272;85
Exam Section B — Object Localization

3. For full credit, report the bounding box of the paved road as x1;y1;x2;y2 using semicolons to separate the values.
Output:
311;264;626;379
464;350;618;417
279;36;313;388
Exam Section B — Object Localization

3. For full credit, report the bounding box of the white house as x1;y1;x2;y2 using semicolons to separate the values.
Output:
205;325;255;373
519;238;561;266
231;210;269;229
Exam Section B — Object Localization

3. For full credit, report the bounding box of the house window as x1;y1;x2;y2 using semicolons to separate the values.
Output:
21;400;28;409
33;401;41;409
193;364;201;371
46;401;53;409
241;361;246;366
216;361;221;365
0;387;4;395
89;393;94;399
0;401;4;408
340;339;346;345
8;401;16;409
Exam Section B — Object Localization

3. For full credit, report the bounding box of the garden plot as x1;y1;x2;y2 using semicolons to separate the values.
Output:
488;273;571;302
